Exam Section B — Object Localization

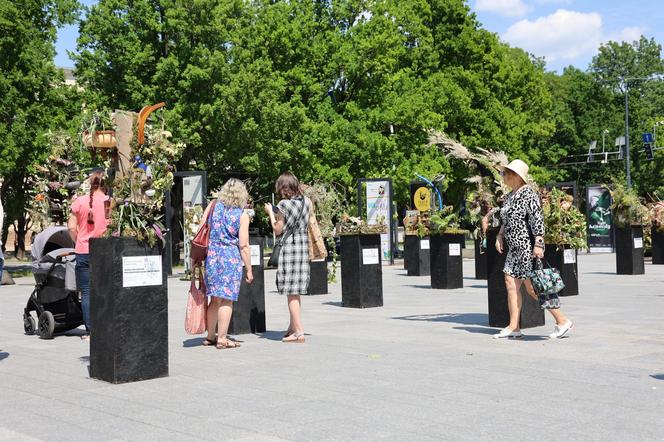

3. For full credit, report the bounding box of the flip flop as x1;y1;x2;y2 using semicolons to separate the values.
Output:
202;337;216;347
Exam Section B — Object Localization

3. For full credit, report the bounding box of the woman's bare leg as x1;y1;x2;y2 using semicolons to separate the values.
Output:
216;299;234;342
523;279;569;325
505;274;522;331
287;295;303;335
206;297;221;341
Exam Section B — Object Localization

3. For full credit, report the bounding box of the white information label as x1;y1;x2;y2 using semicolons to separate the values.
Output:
362;248;380;265
449;243;461;256
122;256;162;288
420;239;430;250
563;249;576;264
250;245;261;266
634;237;643;249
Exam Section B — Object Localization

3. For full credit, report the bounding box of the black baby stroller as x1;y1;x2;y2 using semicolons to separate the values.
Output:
24;226;83;339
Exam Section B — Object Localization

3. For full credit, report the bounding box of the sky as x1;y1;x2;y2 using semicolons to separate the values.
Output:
54;0;664;73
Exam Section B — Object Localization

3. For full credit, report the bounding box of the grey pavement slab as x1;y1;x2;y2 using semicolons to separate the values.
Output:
1;252;664;441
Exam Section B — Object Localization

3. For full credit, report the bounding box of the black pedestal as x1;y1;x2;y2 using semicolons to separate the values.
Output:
308;260;329;295
652;227;664;265
430;234;464;289
89;237;168;384
544;245;579;296
486;229;545;329
340;234;383;308
474;239;487;280
404;236;431;276
615;226;645;275
229;236;266;334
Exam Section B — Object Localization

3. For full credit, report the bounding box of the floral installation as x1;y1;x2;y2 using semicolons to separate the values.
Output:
27;131;87;230
106;112;185;247
302;181;347;282
336;214;388;236
540;187;587;250
609;179;650;229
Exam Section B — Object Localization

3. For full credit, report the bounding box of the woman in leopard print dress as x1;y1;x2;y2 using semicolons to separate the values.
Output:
493;160;574;340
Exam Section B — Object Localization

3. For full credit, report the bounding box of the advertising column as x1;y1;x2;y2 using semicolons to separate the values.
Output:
366;180;392;263
586;185;613;252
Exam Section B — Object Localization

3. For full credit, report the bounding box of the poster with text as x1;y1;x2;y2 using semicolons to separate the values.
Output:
366;181;391;262
586;185;613;252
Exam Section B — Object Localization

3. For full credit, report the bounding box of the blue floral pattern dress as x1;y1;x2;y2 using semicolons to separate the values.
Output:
205;202;243;301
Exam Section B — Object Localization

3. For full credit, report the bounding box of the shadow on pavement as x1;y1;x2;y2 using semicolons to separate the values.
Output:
405;285;436;290
258;330;286;341
393;312;488;326
468;284;488;289
650;374;664;380
453;326;495;335
182;337;205;347
322;301;343;307
0;351;9;361
586;272;616;275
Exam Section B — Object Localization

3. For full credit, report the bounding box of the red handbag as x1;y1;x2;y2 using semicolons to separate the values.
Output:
184;267;207;335
190;200;216;265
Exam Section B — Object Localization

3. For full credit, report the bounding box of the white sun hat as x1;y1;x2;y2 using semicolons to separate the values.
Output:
503;159;530;183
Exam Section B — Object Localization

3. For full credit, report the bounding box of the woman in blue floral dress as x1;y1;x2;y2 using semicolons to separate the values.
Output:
201;178;253;349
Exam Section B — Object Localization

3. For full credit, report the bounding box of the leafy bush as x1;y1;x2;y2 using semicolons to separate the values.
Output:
609;180;650;228
541;188;587;250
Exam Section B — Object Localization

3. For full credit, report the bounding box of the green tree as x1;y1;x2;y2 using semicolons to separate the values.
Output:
0;0;80;257
74;0;557;215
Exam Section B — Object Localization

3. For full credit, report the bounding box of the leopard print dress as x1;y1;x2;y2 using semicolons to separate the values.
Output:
500;185;545;279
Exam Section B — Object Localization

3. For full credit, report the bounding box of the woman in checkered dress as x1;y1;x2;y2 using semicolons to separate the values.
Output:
265;172;310;343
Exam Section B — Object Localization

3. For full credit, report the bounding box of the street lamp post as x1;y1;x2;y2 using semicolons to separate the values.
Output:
624;89;631;187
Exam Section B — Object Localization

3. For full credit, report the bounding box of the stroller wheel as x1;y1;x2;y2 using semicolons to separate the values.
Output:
38;311;55;340
23;314;36;335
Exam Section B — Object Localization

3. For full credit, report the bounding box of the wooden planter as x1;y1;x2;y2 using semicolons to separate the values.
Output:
83;130;117;149
486;229;544;329
404;235;430;276
652;226;664;265
429;233;464;289
340;234;383;308
229;235;266;334
615;226;645;275
544;245;579;296
308;260;329;295
89;237;168;384
474;238;487;280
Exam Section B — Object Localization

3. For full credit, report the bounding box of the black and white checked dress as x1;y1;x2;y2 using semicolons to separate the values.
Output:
276;197;310;295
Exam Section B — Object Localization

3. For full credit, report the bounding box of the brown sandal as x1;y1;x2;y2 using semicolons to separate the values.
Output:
282;333;305;343
216;339;241;349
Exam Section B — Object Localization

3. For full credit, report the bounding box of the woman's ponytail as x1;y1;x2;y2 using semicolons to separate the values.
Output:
87;171;104;225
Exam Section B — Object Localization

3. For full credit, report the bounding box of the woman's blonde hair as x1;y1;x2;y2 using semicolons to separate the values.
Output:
217;178;249;208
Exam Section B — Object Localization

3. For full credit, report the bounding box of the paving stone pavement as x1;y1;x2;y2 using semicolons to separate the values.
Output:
1;252;663;441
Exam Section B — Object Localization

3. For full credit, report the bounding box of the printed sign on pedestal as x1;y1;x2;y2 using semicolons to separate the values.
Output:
122;256;163;288
362;248;380;265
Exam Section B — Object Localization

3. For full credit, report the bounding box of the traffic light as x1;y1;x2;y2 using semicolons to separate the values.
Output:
644;143;654;160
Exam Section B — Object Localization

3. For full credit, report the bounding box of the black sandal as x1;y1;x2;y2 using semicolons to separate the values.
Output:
202;337;216;347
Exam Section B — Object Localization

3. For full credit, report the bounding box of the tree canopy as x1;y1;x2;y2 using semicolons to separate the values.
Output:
73;0;557;206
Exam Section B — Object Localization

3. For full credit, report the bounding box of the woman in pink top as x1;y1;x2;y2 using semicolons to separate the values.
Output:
68;170;110;340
